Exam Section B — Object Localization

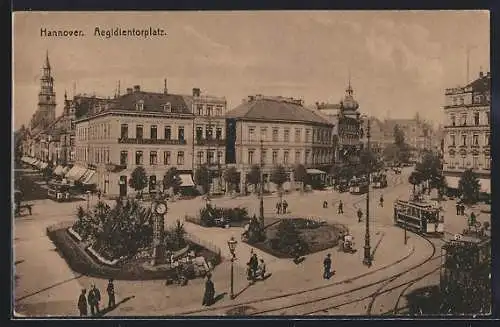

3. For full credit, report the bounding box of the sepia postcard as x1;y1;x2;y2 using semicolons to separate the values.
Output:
12;10;491;318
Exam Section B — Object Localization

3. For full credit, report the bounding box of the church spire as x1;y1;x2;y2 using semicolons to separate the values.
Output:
346;68;353;96
44;50;51;70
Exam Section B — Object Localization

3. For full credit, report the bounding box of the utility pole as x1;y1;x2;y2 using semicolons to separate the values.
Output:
259;139;264;226
363;119;372;267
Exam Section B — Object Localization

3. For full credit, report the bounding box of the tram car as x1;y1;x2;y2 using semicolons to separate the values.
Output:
440;234;491;314
349;177;369;195
393;199;444;235
372;173;388;189
336;179;349;193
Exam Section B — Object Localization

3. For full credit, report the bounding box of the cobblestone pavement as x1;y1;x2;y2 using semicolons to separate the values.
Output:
13;166;451;317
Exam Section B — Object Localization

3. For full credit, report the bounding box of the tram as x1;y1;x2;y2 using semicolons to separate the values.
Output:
349;177;369;195
393;199;444;235
440;234;491;314
372;173;388;189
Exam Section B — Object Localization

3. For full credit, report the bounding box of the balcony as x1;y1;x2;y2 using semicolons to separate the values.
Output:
195;138;226;146
118;138;186;145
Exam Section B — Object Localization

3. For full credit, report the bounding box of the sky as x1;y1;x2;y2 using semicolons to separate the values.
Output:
13;11;490;130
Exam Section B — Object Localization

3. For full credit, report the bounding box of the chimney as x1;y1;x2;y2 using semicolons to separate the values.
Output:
133;85;141;92
126;88;133;95
479;71;484;78
192;88;201;97
164;79;168;94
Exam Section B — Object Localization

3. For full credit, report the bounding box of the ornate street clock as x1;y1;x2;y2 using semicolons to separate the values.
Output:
155;201;167;215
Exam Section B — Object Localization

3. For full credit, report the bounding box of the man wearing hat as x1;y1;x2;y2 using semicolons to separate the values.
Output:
77;289;88;316
87;284;101;316
106;279;116;309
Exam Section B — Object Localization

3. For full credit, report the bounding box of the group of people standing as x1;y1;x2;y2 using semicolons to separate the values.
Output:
77;279;116;317
247;251;267;283
275;200;289;214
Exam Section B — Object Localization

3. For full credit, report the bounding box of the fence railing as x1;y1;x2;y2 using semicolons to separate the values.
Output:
185;232;221;258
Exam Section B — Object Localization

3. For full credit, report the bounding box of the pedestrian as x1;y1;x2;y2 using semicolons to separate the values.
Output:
202;273;215;306
379;195;384;207
87;284;101;316
323;254;332;279
282;200;288;214
357;208;363;222
455;202;460;215
323;200;328;209
460;204;465;216
256;259;266;280
338;200;343;214
77;289;88;317
248;253;259;283
106;279;116;309
276;201;281;214
469;211;477;227
97;189;102;200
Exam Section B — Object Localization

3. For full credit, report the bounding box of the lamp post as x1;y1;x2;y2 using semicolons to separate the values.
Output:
363;118;372;267
86;190;91;212
259;140;264;226
227;236;238;299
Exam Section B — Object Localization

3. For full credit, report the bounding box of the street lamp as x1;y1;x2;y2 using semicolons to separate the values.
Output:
259;139;264;226
86;190;91;212
227;236;238;299
363;117;372;267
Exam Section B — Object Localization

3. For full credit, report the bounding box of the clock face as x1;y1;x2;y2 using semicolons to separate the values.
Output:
156;203;167;214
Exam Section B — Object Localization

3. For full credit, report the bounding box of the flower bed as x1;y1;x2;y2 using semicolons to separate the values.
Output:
85;246;124;266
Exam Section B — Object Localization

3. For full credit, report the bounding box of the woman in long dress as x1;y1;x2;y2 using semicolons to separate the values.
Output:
202;273;215;306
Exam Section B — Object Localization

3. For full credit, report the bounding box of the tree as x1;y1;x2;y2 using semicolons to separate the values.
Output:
415;151;443;191
163;167;182;195
129;166;148;197
166;219;186;250
408;171;422;195
293;164;309;192
273;219;307;256
393;125;411;164
246;165;261;194
360;148;378;173
224;166;240;193
458;169;481;204
194;165;211;194
383;143;400;163
271;165;289;203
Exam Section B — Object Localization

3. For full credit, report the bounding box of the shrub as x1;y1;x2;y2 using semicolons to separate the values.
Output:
272;220;308;256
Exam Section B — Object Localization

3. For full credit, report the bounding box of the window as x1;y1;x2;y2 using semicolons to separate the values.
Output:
305;150;311;163
164;102;171;113
474;112;480;126
177;151;185;165
450;115;455;127
120;124;128;138
486;134;490;146
486;113;490;126
473;134;479;146
196;126;203;140
207;105;213;116
178;126;185;141
473;156;479;169
197;105;203;116
136;100;144;111
216;106;223;116
295;151;301;163
305;129;311;142
284;129;290;142
485;154;490;169
150;151;158;165
135;151;143;165
164;126;172;140
461;114;467;126
248;127;256;141
216;127;222;140
163;151;171;165
272;150;278;164
295;129;301;142
217;151;223;164
136;125;143;140
459;97;464;105
462;135;467;146
197;151;203;165
284;151;289;164
206;126;213;139
450;134;456;146
272;128;279;142
261;149;267;164
260;127;267;140
248;150;254;165
150;125;157;140
206;151;214;164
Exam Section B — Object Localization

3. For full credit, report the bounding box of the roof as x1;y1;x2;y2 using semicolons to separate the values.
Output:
466;73;491;93
109;91;190;114
226;96;331;125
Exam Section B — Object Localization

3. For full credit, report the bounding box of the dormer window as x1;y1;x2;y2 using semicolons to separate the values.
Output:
136;100;144;111
163;102;171;113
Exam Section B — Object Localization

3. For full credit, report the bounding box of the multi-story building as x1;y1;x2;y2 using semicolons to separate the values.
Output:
225;95;335;192
183;87;227;192
73;84;227;197
316;83;364;165
442;71;491;195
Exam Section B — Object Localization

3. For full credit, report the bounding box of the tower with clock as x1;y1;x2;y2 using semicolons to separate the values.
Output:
151;198;167;265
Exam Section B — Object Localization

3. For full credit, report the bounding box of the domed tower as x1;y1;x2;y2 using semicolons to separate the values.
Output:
339;81;360;119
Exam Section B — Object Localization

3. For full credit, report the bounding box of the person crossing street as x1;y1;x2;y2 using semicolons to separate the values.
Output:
77;289;88;316
357;208;363;222
323;254;332;279
337;200;343;214
379;194;384;207
87;284;101;316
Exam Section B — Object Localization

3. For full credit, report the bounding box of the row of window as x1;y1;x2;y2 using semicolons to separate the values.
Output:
119;150;185;166
75;147;110;164
247;126;332;144
446;155;490;170
195;126;223;140
195;104;224;117
450;94;490;106
196;151;224;165
247;148;334;165
120;124;185;141
77;123;112;141
449;111;489;127
448;133;490;147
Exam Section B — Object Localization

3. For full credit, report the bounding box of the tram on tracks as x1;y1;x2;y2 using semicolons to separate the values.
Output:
440;233;491;314
393;199;444;235
349;177;369;195
372;173;388;189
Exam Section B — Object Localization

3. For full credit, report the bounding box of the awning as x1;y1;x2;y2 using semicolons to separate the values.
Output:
445;176;460;189
53;165;64;175
65;165;87;181
307;169;326;175
80;169;96;184
179;174;195;187
479;178;491;194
